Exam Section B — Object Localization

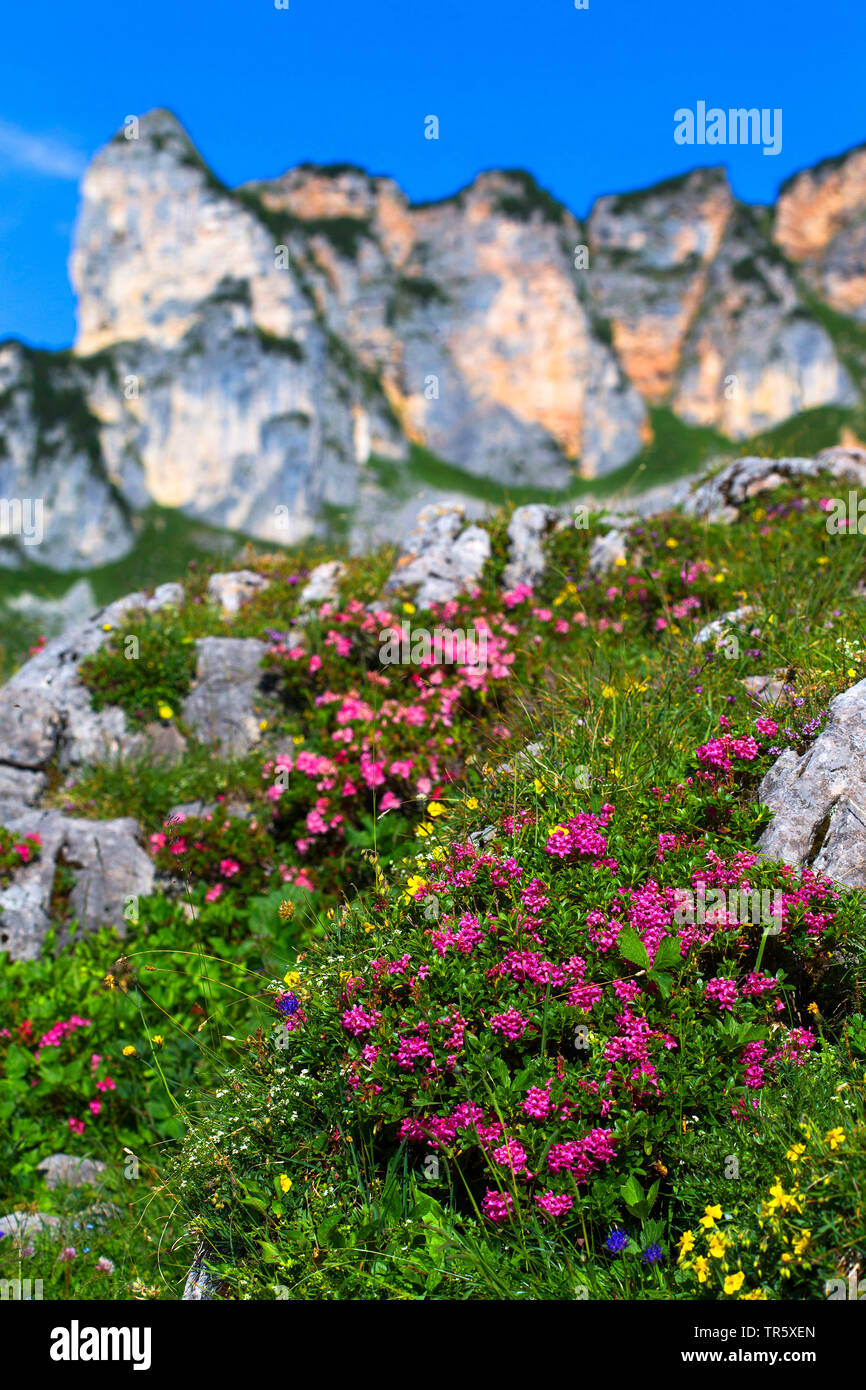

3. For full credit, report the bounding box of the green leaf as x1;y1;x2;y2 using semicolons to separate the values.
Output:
620;1174;644;1208
653;937;683;971
618;928;650;972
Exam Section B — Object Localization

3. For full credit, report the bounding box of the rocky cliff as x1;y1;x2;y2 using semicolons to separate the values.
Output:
2;111;866;568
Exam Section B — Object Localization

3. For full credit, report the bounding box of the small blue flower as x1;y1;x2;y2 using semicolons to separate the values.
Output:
278;992;299;1017
642;1242;664;1265
604;1227;628;1255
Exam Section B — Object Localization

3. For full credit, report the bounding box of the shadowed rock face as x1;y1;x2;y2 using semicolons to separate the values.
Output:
1;110;865;569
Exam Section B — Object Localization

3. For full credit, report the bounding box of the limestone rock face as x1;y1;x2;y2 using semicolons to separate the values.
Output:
757;678;866;886
587;168;733;403
672;206;857;438
775;144;866;320
0;342;136;570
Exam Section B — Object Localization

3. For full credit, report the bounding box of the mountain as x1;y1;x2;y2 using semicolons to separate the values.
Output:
1;109;866;570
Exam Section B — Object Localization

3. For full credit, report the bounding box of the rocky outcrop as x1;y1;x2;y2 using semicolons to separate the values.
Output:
3;112;865;569
757;678;866;886
384;505;491;608
0;584;182;796
683;444;866;522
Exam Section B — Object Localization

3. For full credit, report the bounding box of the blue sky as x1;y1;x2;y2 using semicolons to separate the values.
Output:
1;0;863;348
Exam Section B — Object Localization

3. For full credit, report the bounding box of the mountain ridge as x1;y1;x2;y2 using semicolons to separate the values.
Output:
2;108;866;571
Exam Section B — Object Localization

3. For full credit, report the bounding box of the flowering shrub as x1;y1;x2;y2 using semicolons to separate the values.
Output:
171;705;864;1297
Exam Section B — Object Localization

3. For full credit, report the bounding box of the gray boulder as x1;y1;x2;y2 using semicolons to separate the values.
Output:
757;677;866;886
37;1154;107;1189
207;570;269;616
181;637;267;757
502;505;560;591
385;505;491;608
0;810;155;960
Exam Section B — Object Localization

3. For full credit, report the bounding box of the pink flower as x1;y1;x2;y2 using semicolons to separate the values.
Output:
89;1100;101;1117
481;1188;514;1223
705;977;738;1012
68;1118;85;1135
342;1006;382;1037
205;883;224;902
535;1191;574;1218
219;858;240;878
489;1007;532;1042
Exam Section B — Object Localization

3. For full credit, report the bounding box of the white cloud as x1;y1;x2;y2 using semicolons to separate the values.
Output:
0;119;86;180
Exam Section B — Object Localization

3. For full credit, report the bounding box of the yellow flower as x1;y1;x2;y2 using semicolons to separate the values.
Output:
665;538;678;549
601;685;616;699
101;623;113;631
283;971;301;988
279;1174;293;1193
677;1230;695;1263
847;668;857;678
740;1287;767;1300
292;735;304;745
693;1256;710;1283
534;778;545;794
708;1235;726;1259
415;822;433;838
278;900;295;922
151;1035;164;1046
806;1002;819;1015
766;1180;802;1214
713;573;725;584
404;874;426;901
402;602;415;614
466;797;479;810
793;1230;811;1257
724;1272;745;1294
614;556;627;567
122;1045;136;1057
817;556;829;566
427;801;446;818
430;846;446;862
825;1128;846;1150
157;702;174;720
699;1204;722;1229
258;719;269;731
785;1143;806;1164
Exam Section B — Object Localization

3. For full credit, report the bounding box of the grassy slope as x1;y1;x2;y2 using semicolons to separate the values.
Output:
2;466;865;1299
